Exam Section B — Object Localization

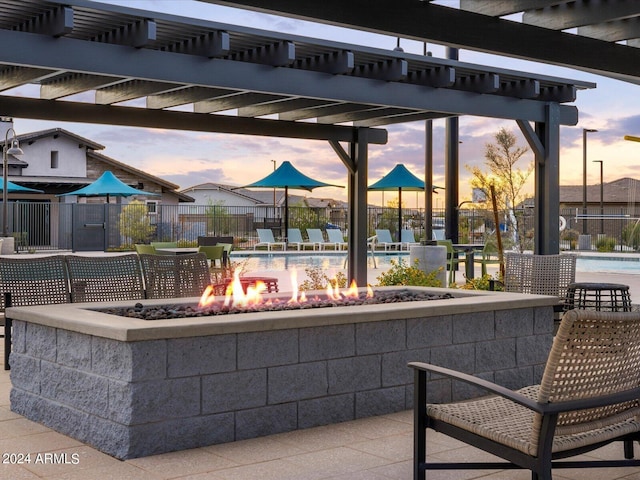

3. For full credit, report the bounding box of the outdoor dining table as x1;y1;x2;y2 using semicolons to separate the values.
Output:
452;243;484;280
155;247;200;255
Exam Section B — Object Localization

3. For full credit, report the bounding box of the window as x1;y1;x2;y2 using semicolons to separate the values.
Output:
146;200;158;214
50;151;59;169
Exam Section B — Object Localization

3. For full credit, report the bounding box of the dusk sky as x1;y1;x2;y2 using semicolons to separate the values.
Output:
8;0;640;207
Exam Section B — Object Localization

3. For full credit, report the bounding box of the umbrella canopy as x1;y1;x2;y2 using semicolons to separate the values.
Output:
0;180;43;193
241;161;342;241
369;164;439;241
58;171;159;202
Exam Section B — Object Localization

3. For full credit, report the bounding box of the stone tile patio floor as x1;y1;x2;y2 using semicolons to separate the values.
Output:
3;343;640;479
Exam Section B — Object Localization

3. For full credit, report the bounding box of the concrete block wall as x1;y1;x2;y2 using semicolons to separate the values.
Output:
10;305;554;459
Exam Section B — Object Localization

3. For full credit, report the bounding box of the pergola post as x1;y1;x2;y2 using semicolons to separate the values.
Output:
346;128;369;286
534;103;561;254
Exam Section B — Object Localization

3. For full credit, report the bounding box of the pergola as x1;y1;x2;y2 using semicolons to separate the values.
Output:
0;0;596;284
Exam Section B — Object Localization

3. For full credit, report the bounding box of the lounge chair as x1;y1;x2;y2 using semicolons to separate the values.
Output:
410;309;640;479
307;228;333;250
326;229;348;250
255;228;286;251
432;229;446;241
287;228;316;250
374;229;402;251
400;229;420;250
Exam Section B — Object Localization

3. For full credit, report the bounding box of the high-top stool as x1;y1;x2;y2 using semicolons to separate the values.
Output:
564;282;632;312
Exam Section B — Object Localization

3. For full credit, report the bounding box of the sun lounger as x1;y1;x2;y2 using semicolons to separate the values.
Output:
255;228;286;250
287;228;316;250
400;229;420;250
374;229;402;250
307;228;333;250
326;229;348;250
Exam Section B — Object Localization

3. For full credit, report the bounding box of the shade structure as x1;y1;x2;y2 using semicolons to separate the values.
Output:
0;180;43;193
58;171;159;202
368;164;438;241
240;161;342;241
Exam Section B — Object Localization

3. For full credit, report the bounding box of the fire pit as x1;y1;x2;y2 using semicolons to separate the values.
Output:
99;288;454;320
7;286;558;459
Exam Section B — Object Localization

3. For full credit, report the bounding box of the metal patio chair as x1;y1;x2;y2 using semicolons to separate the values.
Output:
410;309;640;480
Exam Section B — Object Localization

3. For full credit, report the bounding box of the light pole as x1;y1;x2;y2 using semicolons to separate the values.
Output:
593;160;604;234
582;128;597;234
3;128;23;238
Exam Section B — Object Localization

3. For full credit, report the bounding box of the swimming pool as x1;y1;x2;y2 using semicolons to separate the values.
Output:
230;251;404;272
576;256;640;274
230;252;640;275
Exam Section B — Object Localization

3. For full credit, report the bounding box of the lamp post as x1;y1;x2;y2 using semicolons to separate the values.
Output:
593;160;604;234
582;128;597;234
3;128;23;238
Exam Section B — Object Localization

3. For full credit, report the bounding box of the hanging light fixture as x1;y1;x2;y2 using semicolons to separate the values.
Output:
3;129;24;237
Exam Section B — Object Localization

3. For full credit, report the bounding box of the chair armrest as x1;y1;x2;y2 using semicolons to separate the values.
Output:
409;361;542;412
409;361;640;416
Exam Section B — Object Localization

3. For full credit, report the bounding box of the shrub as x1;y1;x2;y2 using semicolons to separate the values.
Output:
299;266;348;291
595;236;616;252
375;258;442;287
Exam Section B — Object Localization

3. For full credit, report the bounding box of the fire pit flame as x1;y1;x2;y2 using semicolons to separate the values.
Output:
198;268;374;309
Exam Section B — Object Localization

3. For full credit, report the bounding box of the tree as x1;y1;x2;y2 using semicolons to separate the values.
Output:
119;200;155;245
467;127;533;251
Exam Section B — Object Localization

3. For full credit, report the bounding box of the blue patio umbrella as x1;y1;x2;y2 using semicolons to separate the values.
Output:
240;161;343;240
0;180;43;193
368;164;440;241
58;171;159;202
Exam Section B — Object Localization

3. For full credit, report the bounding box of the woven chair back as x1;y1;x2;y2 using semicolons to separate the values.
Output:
139;253;211;299
534;309;640;443
504;253;576;298
0;255;70;307
65;254;145;302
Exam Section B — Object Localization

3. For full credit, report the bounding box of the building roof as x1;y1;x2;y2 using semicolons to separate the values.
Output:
560;178;640;205
18;127;104;151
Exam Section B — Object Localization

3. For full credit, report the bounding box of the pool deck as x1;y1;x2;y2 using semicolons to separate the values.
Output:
2;251;640;478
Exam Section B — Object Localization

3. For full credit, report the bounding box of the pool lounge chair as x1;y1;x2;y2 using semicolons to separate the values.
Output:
255;228;286;251
400;229;420;250
307;228;333;250
374;229;402;251
432;229;446;241
326;229;348;250
287;228;316;250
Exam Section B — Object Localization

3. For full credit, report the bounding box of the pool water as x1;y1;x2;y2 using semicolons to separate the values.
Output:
576;256;640;274
230;252;640;275
230;252;405;272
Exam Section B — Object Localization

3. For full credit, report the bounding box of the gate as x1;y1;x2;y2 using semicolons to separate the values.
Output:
72;204;107;251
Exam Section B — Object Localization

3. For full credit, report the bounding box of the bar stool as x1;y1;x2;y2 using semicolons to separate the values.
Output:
563;282;632;312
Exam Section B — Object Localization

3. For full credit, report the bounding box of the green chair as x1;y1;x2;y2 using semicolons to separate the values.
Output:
474;241;501;277
198;245;226;282
150;241;178;249
135;244;156;255
436;239;462;285
217;243;233;266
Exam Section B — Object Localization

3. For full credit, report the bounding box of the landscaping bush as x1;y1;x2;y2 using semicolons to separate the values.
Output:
375;258;442;287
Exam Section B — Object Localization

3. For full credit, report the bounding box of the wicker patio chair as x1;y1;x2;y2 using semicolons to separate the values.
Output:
410;309;640;480
139;253;211;299
0;255;71;370
503;252;577;299
65;254;145;303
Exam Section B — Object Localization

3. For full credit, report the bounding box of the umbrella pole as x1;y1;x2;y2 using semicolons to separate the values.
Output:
284;186;288;245
398;187;402;242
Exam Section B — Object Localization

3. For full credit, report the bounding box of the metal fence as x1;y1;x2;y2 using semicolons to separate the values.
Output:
3;201;640;252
